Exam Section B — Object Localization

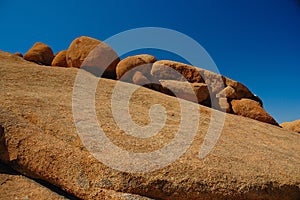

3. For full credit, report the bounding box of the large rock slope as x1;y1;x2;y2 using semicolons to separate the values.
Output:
0;51;299;199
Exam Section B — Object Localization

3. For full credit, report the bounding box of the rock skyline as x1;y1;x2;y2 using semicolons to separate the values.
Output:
20;36;278;126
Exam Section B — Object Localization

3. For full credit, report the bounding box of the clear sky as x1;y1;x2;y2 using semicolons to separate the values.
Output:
1;0;299;123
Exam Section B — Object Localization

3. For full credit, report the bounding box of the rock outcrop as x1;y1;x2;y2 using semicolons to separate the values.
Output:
13;52;23;57
24;42;54;65
66;36;100;68
19;36;277;125
231;98;279;126
51;50;68;67
148;59;277;125
197;68;225;95
116;54;156;82
159;80;209;104
132;71;151;86
0;51;299;199
223;77;254;99
66;36;120;78
151;60;203;83
281;119;300;133
216;86;237;99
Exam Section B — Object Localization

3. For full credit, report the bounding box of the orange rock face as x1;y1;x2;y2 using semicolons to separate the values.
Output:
151;60;203;83
159;80;209;103
24;42;54;65
223;77;254;99
13;52;23;57
66;36;120;78
0;163;68;199
51;50;68;67
0;51;299;199
66;36;100;68
281;119;300;133
231;98;279;125
217;86;237;99
116;54;156;82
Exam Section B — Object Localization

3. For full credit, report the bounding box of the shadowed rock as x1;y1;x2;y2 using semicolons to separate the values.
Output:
159;80;209;104
13;52;23;57
132;71;151;86
0;162;69;200
52;50;68;67
116;54;156;82
24;42;54;65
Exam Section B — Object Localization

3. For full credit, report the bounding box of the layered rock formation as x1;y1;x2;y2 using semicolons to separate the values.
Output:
0;51;299;199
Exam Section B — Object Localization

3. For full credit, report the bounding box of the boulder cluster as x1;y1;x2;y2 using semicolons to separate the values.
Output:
20;36;278;125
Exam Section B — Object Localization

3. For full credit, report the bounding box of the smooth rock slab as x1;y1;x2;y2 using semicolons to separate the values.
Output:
0;51;299;200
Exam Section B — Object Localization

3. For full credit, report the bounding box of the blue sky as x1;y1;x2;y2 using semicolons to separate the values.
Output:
0;0;299;123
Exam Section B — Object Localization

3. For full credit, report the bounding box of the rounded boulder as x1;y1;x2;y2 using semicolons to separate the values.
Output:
231;98;279;126
116;54;156;82
67;36;120;78
24;42;54;65
51;50;67;67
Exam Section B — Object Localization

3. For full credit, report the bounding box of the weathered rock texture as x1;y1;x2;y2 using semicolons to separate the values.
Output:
0;162;68;200
66;36;120;78
66;36;100;68
19;36;276;125
0;161;149;200
159;80;209;104
0;51;299;199
231;99;279;126
116;54;156;82
149;60;277;125
24;42;54;65
132;71;151;86
281;119;300;133
52;50;68;67
151;60;203;83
